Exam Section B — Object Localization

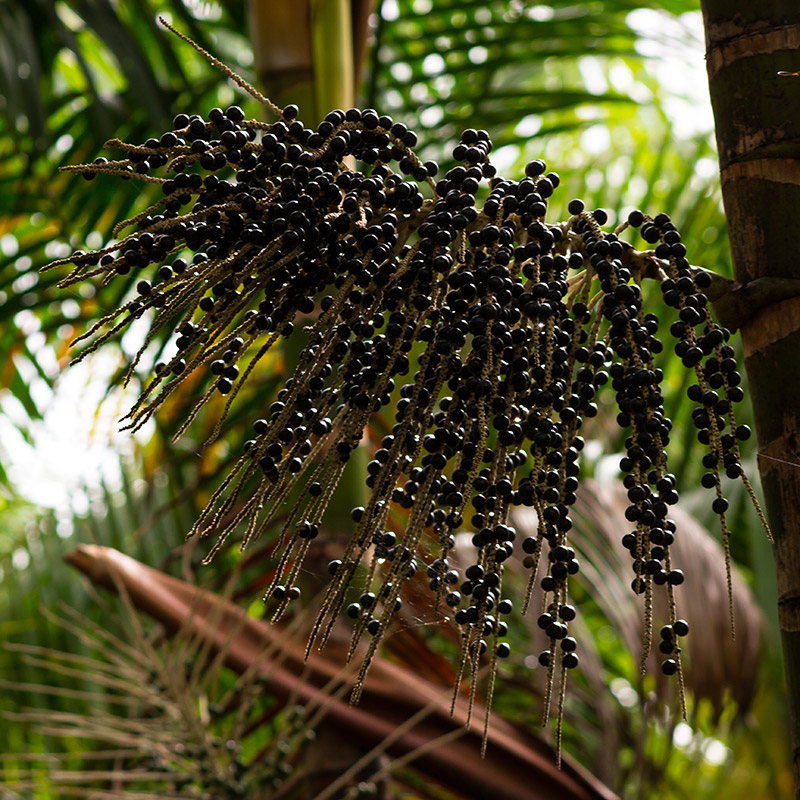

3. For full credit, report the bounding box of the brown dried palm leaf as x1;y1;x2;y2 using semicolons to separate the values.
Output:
55;543;619;800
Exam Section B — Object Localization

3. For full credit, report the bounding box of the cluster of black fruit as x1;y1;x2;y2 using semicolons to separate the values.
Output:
50;94;761;722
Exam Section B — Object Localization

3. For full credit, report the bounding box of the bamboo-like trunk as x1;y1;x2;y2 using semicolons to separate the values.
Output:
248;0;371;124
249;0;315;116
700;3;800;794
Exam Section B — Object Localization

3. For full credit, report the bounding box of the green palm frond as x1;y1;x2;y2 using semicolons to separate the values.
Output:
367;0;701;154
0;0;253;440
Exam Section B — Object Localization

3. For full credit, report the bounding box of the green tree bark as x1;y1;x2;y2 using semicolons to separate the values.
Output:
700;3;800;794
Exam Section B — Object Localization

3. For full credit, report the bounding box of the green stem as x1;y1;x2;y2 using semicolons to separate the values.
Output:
311;0;355;117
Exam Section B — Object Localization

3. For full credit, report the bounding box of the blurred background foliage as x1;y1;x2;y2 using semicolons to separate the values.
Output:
0;0;789;797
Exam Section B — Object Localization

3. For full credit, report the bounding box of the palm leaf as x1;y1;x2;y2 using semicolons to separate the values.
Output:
44;543;620;800
0;0;253;431
367;0;702;154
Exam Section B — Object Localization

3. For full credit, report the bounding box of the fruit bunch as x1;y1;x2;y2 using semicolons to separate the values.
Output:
46;20;768;743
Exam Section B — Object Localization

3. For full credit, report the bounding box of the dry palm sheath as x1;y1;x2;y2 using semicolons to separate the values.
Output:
46;19;769;751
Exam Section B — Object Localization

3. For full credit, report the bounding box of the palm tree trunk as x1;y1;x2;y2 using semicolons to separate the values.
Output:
700;3;800;794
